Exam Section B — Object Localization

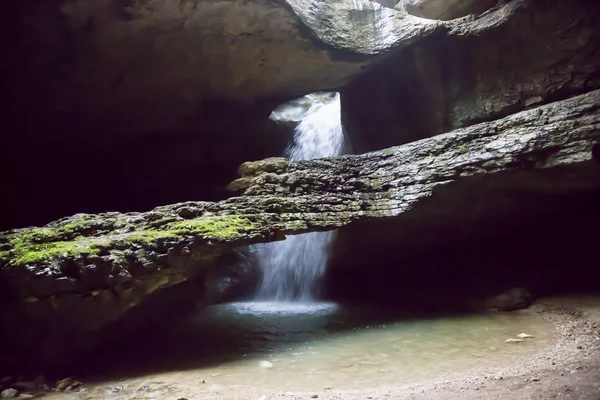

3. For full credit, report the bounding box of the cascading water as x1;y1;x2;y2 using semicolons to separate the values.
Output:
253;92;347;302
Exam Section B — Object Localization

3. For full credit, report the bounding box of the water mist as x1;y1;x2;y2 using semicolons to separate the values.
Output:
253;92;347;302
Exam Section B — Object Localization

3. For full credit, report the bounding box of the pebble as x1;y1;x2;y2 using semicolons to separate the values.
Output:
311;395;318;398
530;377;541;382
505;338;525;343
517;333;535;338
0;389;18;399
259;361;273;369
18;395;34;400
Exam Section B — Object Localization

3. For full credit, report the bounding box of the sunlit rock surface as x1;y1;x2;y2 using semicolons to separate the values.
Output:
395;0;499;20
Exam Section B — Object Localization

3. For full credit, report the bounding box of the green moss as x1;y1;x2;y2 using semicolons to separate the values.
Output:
167;215;254;240
1;215;254;266
459;143;469;154
6;235;101;265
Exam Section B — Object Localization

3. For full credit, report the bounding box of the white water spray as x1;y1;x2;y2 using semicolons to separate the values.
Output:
254;92;346;302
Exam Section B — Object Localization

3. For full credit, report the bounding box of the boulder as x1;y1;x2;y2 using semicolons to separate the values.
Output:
484;288;533;311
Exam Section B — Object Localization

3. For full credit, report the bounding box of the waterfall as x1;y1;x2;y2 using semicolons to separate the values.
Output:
253;92;346;302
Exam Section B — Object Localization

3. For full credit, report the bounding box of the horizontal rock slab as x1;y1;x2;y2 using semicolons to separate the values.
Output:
1;90;599;370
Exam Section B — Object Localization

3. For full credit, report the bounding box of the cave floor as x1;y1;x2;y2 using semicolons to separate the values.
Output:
339;297;600;400
45;296;600;400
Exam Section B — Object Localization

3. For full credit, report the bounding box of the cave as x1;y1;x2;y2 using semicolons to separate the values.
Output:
1;0;600;398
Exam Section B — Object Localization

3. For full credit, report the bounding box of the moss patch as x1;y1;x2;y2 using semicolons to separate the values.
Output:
8;238;101;265
167;215;254;240
1;215;255;266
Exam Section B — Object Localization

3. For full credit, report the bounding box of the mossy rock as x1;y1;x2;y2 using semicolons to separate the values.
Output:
0;215;255;266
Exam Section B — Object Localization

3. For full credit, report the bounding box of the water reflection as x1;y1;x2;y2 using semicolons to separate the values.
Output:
74;301;553;393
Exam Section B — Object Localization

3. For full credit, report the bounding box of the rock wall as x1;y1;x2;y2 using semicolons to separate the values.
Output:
1;0;518;231
342;0;600;152
326;190;600;311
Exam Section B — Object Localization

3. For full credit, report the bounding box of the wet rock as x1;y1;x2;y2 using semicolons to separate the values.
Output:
9;382;37;393
55;378;73;391
505;338;525;343
0;389;18;399
201;251;260;306
66;380;82;391
485;288;533;312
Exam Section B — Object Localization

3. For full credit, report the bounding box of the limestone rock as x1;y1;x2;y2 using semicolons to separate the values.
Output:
1;90;599;369
2;0;524;233
395;0;499;20
342;0;600;151
3;0;447;137
0;389;18;399
200;250;260;306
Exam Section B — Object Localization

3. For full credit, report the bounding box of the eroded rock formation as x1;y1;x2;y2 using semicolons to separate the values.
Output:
1;90;599;370
2;0;520;231
342;0;600;151
395;0;499;20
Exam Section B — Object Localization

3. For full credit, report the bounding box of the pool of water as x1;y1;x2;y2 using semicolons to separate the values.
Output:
55;301;555;399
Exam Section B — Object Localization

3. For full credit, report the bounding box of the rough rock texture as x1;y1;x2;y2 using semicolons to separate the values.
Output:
3;0;444;137
395;0;499;20
1;90;599;370
1;0;522;233
342;0;600;152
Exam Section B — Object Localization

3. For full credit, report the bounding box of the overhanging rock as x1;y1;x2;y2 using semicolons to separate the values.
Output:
1;90;599;369
5;0;520;135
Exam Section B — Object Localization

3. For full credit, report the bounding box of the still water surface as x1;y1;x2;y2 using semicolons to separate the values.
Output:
54;301;555;399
